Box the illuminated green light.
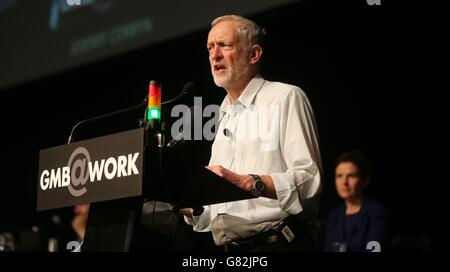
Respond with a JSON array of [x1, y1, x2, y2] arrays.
[[147, 107, 160, 120]]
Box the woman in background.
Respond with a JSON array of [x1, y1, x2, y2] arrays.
[[324, 150, 388, 252]]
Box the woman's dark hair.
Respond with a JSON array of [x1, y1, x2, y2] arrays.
[[335, 150, 370, 181]]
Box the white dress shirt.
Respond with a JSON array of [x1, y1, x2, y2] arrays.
[[186, 75, 322, 245]]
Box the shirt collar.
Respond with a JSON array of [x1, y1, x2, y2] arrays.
[[219, 74, 266, 114]]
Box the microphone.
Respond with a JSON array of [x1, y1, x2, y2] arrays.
[[162, 81, 196, 105], [145, 81, 197, 129], [67, 81, 197, 144], [167, 131, 184, 148], [223, 128, 232, 138]]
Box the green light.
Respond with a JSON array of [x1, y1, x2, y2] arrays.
[[147, 107, 160, 120]]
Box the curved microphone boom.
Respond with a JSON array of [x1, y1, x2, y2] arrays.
[[67, 81, 196, 144], [67, 97, 148, 144]]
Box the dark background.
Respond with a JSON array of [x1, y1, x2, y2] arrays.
[[0, 0, 446, 251], [0, 0, 296, 90]]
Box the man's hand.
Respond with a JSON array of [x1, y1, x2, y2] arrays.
[[206, 165, 277, 199], [178, 207, 204, 217], [178, 208, 194, 217], [206, 165, 254, 192]]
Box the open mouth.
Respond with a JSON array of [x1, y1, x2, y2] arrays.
[[214, 64, 226, 72]]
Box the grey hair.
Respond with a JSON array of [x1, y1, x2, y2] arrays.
[[211, 15, 266, 48]]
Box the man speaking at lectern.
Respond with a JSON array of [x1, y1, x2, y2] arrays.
[[182, 15, 322, 251]]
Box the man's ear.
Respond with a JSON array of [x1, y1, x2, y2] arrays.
[[249, 44, 263, 65]]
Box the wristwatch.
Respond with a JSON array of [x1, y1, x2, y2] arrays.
[[192, 206, 204, 216], [249, 174, 265, 197]]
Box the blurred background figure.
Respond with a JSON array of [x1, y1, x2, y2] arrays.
[[65, 203, 90, 252], [324, 150, 388, 252], [0, 232, 16, 251], [72, 204, 90, 241]]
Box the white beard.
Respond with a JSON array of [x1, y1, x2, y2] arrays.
[[211, 63, 250, 89]]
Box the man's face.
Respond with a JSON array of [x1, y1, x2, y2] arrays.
[[207, 21, 251, 90]]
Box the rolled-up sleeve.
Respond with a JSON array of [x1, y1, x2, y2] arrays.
[[270, 87, 322, 214]]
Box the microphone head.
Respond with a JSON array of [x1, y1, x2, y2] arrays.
[[223, 128, 232, 138], [161, 81, 197, 106], [182, 81, 196, 96]]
